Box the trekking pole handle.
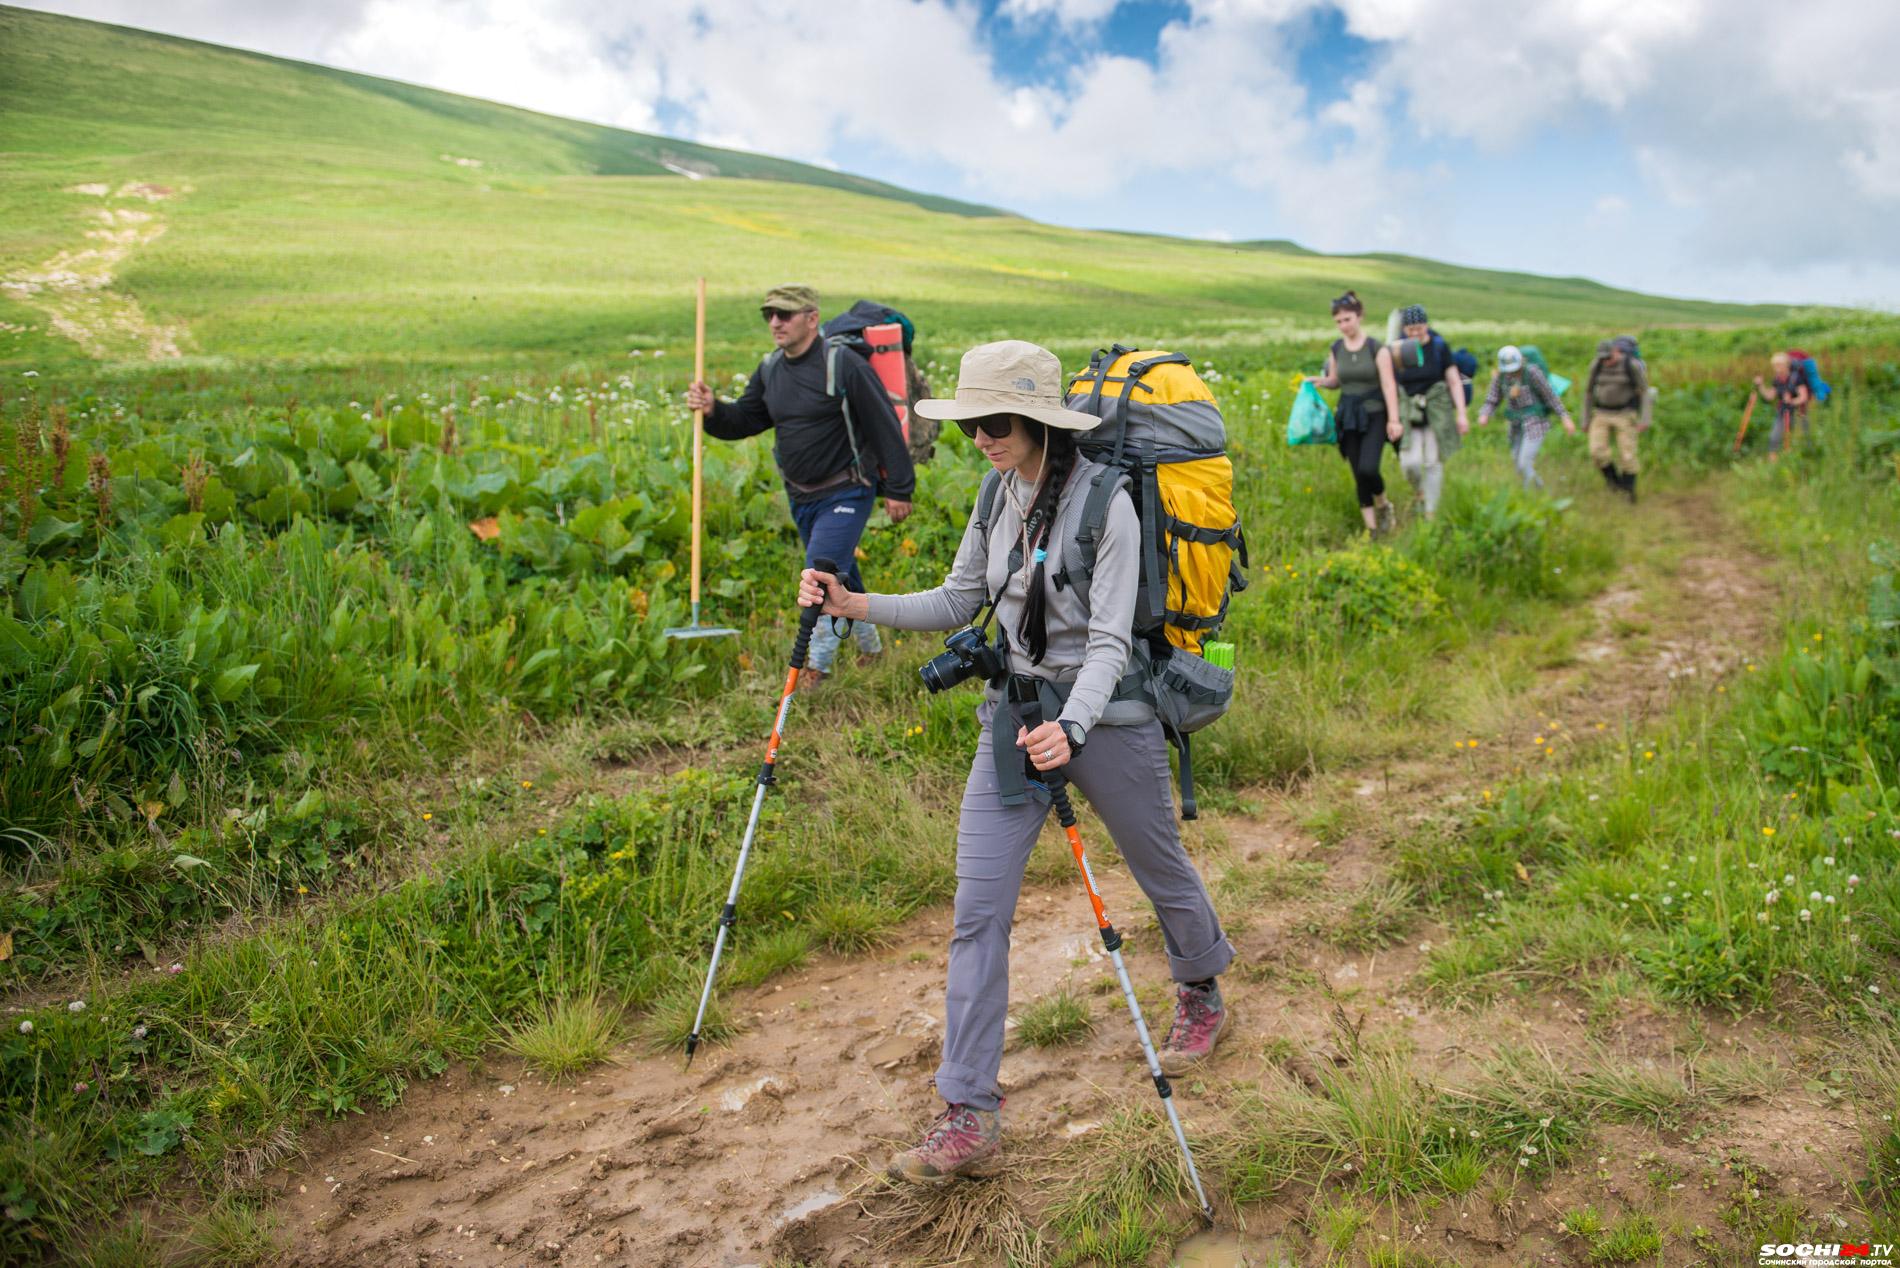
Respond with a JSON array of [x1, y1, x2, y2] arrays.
[[791, 556, 839, 670]]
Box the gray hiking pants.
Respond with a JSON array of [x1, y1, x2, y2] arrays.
[[934, 701, 1234, 1111], [1399, 422, 1445, 514]]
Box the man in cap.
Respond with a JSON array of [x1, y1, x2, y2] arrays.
[[1580, 335, 1651, 502], [687, 284, 916, 682]]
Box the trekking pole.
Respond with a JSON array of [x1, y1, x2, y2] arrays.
[[683, 556, 836, 1067], [1732, 391, 1756, 454], [1017, 694, 1215, 1226]]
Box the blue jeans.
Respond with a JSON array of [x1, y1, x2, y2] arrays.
[[789, 483, 883, 672]]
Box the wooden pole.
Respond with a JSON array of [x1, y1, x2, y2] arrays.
[[1732, 392, 1757, 453], [691, 277, 706, 623]]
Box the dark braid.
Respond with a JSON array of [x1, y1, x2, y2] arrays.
[[1015, 423, 1077, 665]]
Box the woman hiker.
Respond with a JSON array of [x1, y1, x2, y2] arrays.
[[1390, 304, 1469, 519], [1306, 290, 1402, 534], [1478, 345, 1574, 489], [1754, 352, 1813, 460], [797, 341, 1235, 1183]]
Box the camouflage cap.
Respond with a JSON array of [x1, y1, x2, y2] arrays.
[[761, 284, 818, 313]]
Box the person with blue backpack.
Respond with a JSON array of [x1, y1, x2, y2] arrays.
[[1478, 345, 1574, 489], [1390, 304, 1470, 521], [1754, 352, 1814, 459]]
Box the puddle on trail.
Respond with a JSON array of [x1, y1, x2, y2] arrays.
[[719, 1076, 774, 1112], [774, 1186, 843, 1226], [1170, 1229, 1293, 1267], [861, 1034, 916, 1066]]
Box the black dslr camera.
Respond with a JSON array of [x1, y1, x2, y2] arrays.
[[919, 626, 1008, 693]]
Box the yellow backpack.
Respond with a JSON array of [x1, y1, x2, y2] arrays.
[[1063, 347, 1247, 655]]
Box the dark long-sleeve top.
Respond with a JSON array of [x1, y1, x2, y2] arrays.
[[1393, 331, 1455, 396], [705, 341, 916, 501]]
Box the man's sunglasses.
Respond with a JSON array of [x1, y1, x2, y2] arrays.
[[956, 415, 1017, 440], [761, 308, 809, 323]]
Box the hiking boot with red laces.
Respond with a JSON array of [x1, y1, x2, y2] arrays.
[[889, 1103, 1002, 1184], [1158, 980, 1227, 1075]]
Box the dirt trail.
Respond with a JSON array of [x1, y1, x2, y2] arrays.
[[265, 490, 1841, 1266], [2, 181, 190, 360]]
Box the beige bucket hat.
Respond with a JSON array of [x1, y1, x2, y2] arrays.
[[914, 340, 1099, 431]]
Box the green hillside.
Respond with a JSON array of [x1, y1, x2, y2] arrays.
[[0, 5, 1785, 377]]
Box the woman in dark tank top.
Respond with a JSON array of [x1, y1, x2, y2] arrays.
[[1306, 290, 1402, 535]]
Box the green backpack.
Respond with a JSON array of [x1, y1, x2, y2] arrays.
[[1519, 346, 1571, 399]]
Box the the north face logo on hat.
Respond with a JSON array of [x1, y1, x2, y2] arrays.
[[1013, 377, 1036, 391]]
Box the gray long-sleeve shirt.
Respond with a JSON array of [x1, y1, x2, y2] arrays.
[[864, 456, 1139, 737]]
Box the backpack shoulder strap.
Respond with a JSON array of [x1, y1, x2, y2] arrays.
[[1053, 464, 1129, 611], [759, 348, 784, 390], [973, 469, 1003, 538], [824, 340, 869, 484]]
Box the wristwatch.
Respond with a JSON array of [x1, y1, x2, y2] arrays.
[[1060, 720, 1086, 750]]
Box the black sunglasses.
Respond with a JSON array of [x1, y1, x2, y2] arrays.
[[956, 415, 1017, 440], [761, 307, 808, 323]]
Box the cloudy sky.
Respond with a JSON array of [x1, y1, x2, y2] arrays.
[[22, 0, 1900, 306]]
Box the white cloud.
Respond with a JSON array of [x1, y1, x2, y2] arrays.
[[327, 0, 663, 133], [17, 0, 1900, 302], [999, 0, 1125, 26]]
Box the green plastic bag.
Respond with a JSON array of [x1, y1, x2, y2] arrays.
[[1286, 380, 1336, 446]]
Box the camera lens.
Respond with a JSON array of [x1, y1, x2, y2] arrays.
[[919, 650, 966, 694]]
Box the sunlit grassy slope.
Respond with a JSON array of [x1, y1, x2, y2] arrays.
[[0, 3, 1784, 375]]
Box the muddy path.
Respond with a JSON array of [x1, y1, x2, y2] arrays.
[[264, 490, 1844, 1266]]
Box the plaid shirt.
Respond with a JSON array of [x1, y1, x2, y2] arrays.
[[1482, 365, 1566, 423]]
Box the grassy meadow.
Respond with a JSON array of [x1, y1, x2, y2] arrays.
[[3, 5, 1900, 1263]]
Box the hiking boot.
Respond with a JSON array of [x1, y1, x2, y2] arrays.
[[796, 667, 829, 691], [889, 1103, 1002, 1184], [1599, 463, 1623, 492], [1374, 502, 1395, 536], [1158, 980, 1228, 1075], [1621, 473, 1638, 503]]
